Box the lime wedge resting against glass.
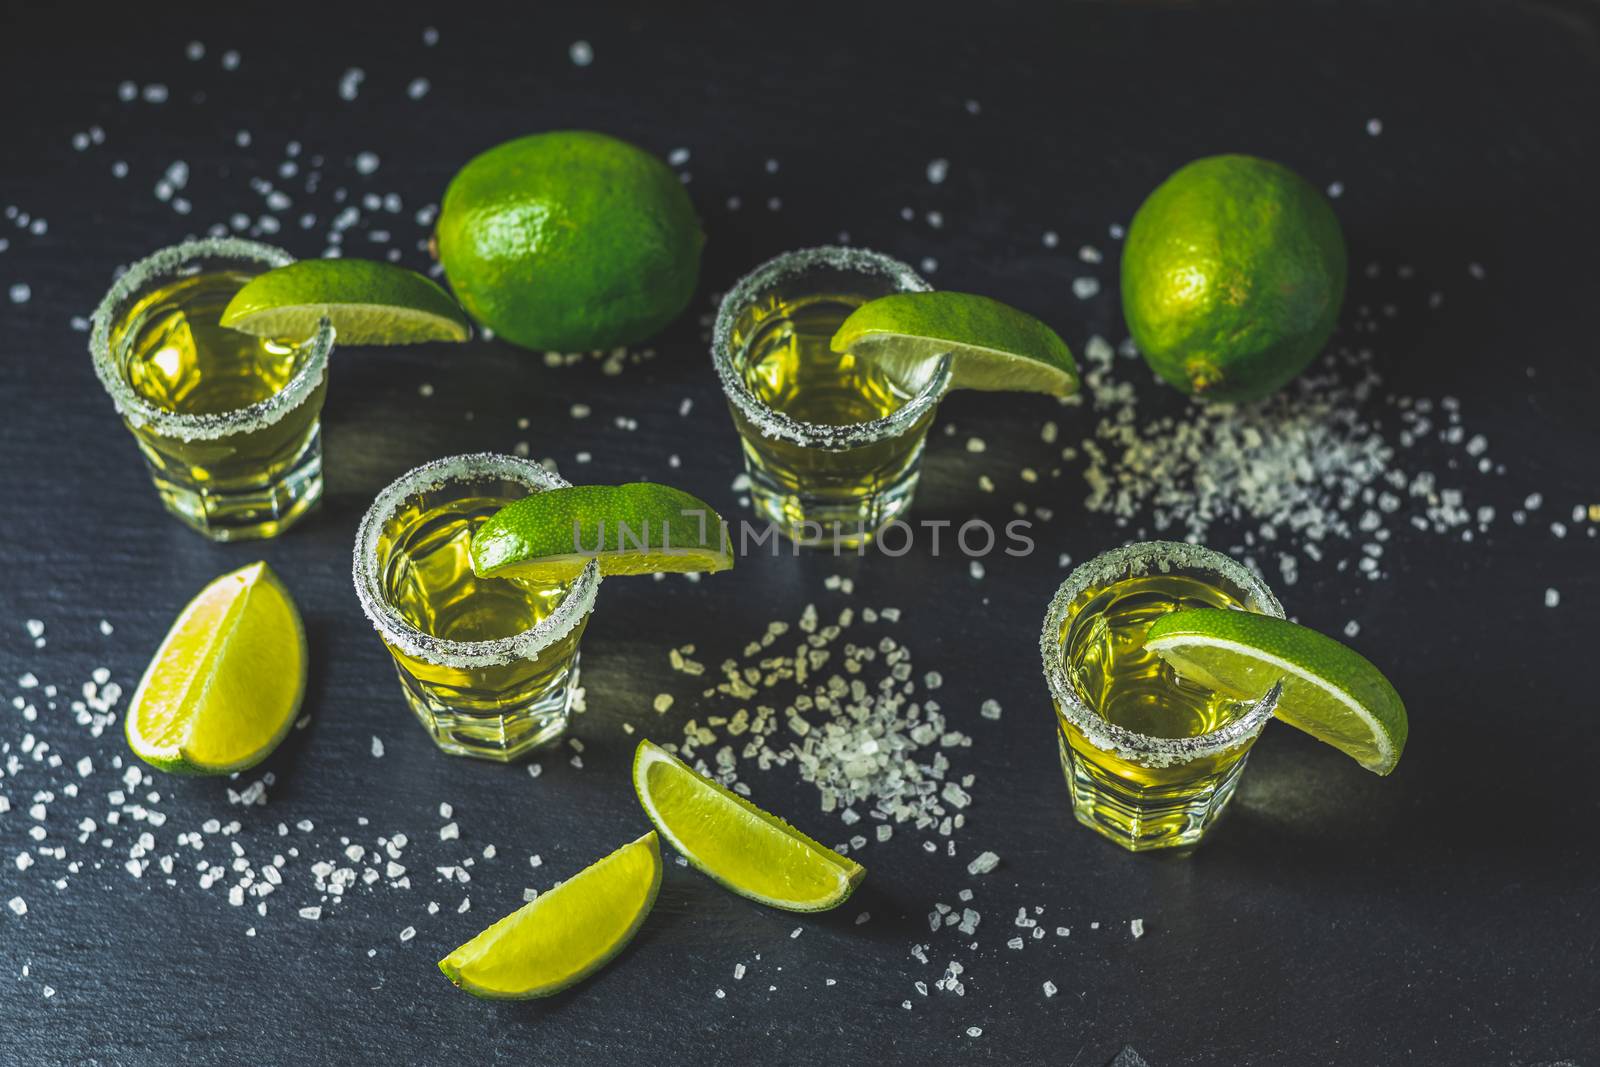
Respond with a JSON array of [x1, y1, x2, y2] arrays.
[[1144, 608, 1408, 775], [220, 258, 472, 344], [439, 832, 662, 1000], [633, 739, 864, 912], [471, 483, 734, 585], [125, 561, 306, 775], [831, 291, 1079, 398]]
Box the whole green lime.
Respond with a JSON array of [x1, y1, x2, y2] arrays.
[[437, 131, 703, 352], [1121, 154, 1346, 403]]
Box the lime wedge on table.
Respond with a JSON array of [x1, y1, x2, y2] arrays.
[[831, 291, 1079, 398], [220, 258, 472, 343], [471, 483, 734, 584], [125, 562, 305, 775], [633, 740, 864, 912], [1144, 609, 1408, 775], [439, 832, 662, 1000]]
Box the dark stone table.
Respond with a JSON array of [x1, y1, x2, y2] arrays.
[[2, 3, 1595, 1063]]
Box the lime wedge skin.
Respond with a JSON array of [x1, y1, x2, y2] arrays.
[[831, 291, 1079, 398], [471, 483, 734, 584], [220, 258, 472, 344], [125, 561, 306, 776], [633, 740, 864, 912], [1145, 608, 1407, 775], [439, 832, 662, 1000]]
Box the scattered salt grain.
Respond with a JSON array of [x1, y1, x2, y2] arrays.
[[966, 851, 1000, 876]]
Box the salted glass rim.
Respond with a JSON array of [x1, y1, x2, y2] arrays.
[[88, 237, 334, 443], [710, 245, 953, 448], [1040, 540, 1287, 768], [352, 453, 601, 670]]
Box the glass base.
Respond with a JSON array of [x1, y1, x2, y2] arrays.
[[144, 426, 324, 542], [744, 456, 924, 549], [1059, 731, 1250, 852], [397, 656, 578, 762]]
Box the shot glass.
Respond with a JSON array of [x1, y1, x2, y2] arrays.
[[712, 246, 952, 547], [89, 238, 334, 541], [1041, 541, 1286, 851], [353, 453, 601, 761]]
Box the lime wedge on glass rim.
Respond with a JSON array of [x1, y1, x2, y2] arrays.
[[1144, 609, 1408, 775], [831, 291, 1079, 398], [471, 483, 734, 585], [220, 258, 472, 344], [125, 561, 306, 776], [633, 740, 864, 912], [438, 832, 662, 1000]]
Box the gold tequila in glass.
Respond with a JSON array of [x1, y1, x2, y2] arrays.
[[90, 239, 334, 541], [354, 453, 600, 761], [1041, 541, 1285, 851], [712, 247, 951, 547]]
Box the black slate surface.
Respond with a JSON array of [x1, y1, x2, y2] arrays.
[[2, 3, 1598, 1064]]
